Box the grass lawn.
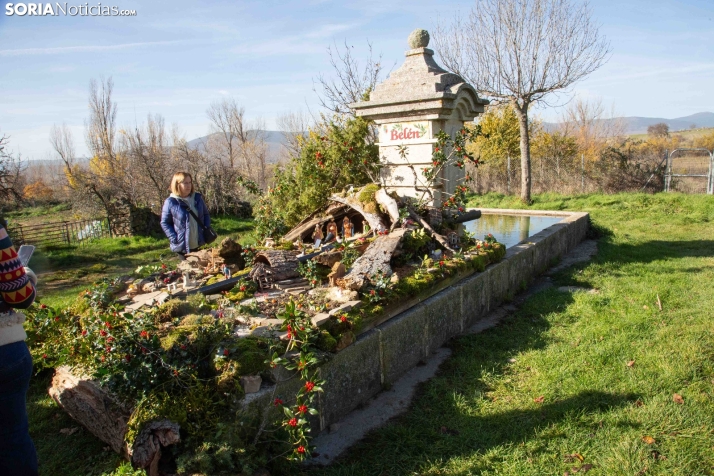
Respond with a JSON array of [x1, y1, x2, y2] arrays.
[[26, 193, 714, 475], [31, 215, 257, 310], [289, 192, 714, 476]]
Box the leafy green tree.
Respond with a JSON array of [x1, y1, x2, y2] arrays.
[[255, 115, 379, 238]]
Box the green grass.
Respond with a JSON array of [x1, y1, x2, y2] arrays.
[[32, 216, 256, 309], [27, 193, 714, 475], [286, 192, 714, 475]]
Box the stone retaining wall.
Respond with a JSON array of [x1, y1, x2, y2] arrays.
[[246, 209, 590, 432]]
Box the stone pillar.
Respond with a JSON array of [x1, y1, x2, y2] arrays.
[[351, 29, 488, 206]]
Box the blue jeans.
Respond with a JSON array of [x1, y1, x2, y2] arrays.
[[0, 341, 38, 476]]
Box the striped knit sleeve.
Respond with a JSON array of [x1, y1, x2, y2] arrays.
[[0, 226, 36, 309]]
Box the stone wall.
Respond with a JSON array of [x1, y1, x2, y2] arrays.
[[244, 209, 590, 432]]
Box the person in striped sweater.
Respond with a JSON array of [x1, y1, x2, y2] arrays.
[[0, 221, 38, 476]]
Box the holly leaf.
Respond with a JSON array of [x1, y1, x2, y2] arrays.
[[308, 408, 319, 415], [673, 393, 684, 404], [283, 406, 294, 418]]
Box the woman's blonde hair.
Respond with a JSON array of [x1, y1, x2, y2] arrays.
[[170, 172, 194, 195]]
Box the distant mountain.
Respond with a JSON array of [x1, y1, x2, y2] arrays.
[[187, 130, 291, 164], [543, 112, 714, 135]]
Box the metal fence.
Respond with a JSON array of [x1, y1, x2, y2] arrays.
[[469, 151, 669, 195], [665, 148, 714, 194], [8, 217, 113, 248]]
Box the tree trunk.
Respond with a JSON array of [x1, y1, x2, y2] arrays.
[[49, 366, 181, 475], [513, 102, 532, 204], [49, 366, 131, 456]]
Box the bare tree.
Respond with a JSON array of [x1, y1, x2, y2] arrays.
[[647, 123, 669, 138], [277, 110, 311, 160], [0, 134, 26, 206], [206, 98, 269, 190], [121, 114, 174, 210], [434, 0, 610, 202], [314, 41, 386, 116], [560, 96, 624, 157]]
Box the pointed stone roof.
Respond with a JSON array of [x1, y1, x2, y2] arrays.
[[351, 29, 488, 122]]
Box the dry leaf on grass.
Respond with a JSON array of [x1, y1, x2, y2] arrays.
[[534, 395, 545, 403], [642, 435, 656, 444], [635, 399, 644, 407], [673, 393, 684, 404], [627, 360, 636, 367], [571, 464, 594, 473], [564, 453, 585, 463]]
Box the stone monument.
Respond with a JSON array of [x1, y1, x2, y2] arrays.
[[351, 29, 488, 206]]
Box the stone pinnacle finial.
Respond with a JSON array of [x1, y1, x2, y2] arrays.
[[407, 29, 430, 49]]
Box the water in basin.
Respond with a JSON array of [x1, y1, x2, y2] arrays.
[[463, 214, 563, 249]]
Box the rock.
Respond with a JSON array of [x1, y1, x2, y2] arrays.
[[311, 313, 331, 327], [239, 375, 262, 394], [335, 331, 355, 351], [345, 300, 363, 310], [326, 286, 359, 303], [218, 237, 245, 269], [205, 294, 223, 302], [390, 273, 400, 284], [328, 302, 353, 316]]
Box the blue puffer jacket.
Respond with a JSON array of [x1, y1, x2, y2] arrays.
[[160, 193, 211, 253]]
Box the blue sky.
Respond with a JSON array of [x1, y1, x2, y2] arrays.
[[1, 0, 713, 160]]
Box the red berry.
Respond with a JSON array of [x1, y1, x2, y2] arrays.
[[297, 445, 306, 454], [223, 349, 230, 356], [288, 417, 298, 427], [40, 304, 47, 309]]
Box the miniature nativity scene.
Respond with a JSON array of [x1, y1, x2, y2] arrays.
[[36, 29, 507, 474]]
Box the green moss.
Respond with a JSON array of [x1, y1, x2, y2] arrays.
[[159, 327, 192, 351], [316, 330, 337, 352], [154, 299, 193, 323], [396, 272, 436, 296], [229, 338, 269, 376], [179, 314, 214, 327], [205, 275, 225, 286], [470, 252, 490, 271], [358, 184, 380, 203]]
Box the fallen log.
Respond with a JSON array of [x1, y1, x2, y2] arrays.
[[328, 194, 387, 233], [282, 203, 348, 243], [49, 366, 181, 475], [338, 229, 407, 290]]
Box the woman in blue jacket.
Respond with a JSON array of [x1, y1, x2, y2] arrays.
[[160, 172, 211, 259]]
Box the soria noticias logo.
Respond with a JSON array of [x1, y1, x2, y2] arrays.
[[5, 3, 137, 16]]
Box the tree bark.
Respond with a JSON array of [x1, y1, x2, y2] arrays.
[[513, 101, 532, 204], [252, 249, 301, 281], [338, 229, 407, 290], [49, 366, 181, 475]]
